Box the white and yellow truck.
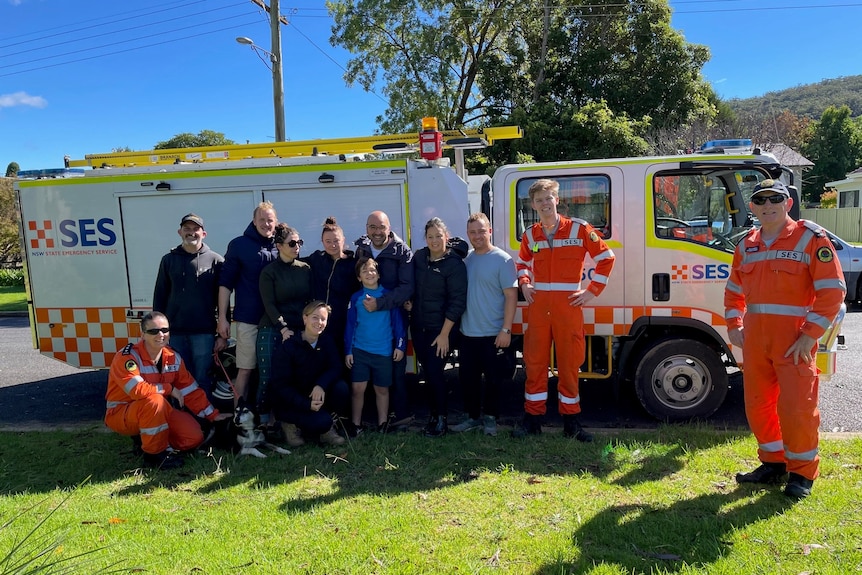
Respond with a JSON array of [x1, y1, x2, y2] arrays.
[[15, 127, 844, 420]]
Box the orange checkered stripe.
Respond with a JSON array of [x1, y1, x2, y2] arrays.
[[34, 307, 141, 369], [511, 305, 726, 337]]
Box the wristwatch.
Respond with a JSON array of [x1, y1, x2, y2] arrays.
[[500, 328, 511, 334]]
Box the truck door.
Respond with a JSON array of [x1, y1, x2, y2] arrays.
[[119, 190, 255, 309]]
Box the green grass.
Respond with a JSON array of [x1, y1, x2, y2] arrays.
[[1, 427, 860, 574], [0, 285, 26, 312]]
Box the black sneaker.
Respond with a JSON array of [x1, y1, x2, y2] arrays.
[[562, 415, 593, 443], [143, 450, 184, 470], [784, 473, 814, 499], [512, 414, 543, 438], [341, 420, 361, 439], [735, 462, 788, 485], [130, 435, 143, 456], [377, 422, 389, 434]]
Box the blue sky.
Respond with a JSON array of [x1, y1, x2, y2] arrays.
[[1, 0, 860, 171]]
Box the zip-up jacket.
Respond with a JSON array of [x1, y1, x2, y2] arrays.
[[354, 232, 414, 310], [515, 216, 615, 297], [152, 243, 223, 335], [219, 222, 278, 325], [270, 332, 343, 413], [344, 286, 407, 355], [105, 340, 219, 421], [725, 219, 846, 339], [411, 237, 468, 332], [301, 249, 360, 337]]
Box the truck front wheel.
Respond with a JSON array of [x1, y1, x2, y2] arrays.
[[634, 339, 728, 421]]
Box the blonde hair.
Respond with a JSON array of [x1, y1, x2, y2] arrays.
[[253, 200, 277, 219], [528, 179, 559, 202]]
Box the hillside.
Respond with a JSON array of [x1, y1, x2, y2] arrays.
[[726, 75, 862, 119]]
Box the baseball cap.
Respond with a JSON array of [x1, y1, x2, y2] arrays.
[[180, 213, 205, 228], [751, 179, 790, 198]]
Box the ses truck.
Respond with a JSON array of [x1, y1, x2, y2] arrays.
[[14, 125, 845, 421]]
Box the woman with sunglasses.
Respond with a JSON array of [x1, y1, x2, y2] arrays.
[[256, 223, 313, 424]]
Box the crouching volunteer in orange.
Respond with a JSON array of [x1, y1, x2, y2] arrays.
[[105, 312, 231, 470], [725, 179, 845, 499], [515, 178, 615, 441]]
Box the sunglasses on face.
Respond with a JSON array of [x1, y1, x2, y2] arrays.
[[144, 327, 170, 335], [751, 194, 786, 205], [282, 239, 304, 248]]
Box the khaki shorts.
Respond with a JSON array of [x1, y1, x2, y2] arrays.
[[235, 322, 259, 370]]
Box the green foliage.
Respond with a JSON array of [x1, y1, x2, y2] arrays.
[[0, 178, 21, 264], [328, 0, 710, 159], [0, 269, 24, 286], [154, 130, 235, 150], [727, 75, 862, 120], [5, 162, 19, 178], [803, 105, 862, 201], [821, 190, 838, 208]]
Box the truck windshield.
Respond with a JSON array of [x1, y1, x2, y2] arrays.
[[515, 174, 611, 239]]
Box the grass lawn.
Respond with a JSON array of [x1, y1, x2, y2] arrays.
[[0, 285, 26, 312], [1, 426, 860, 574]]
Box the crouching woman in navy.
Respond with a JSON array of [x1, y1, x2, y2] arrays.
[[269, 301, 348, 447]]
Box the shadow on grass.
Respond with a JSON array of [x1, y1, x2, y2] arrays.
[[532, 487, 794, 574]]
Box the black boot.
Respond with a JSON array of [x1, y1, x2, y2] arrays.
[[563, 415, 593, 442], [423, 415, 448, 437], [735, 462, 787, 485], [513, 413, 543, 438]]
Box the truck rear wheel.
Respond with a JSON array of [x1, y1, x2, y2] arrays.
[[634, 339, 728, 421]]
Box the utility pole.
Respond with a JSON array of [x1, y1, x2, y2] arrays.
[[250, 0, 286, 141]]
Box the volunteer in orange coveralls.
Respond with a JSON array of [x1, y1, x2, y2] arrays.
[[725, 179, 845, 499], [105, 311, 230, 469], [515, 178, 615, 441]]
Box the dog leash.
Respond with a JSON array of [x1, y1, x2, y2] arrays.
[[213, 352, 240, 401]]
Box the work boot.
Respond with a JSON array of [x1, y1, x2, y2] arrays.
[[482, 415, 498, 437], [562, 415, 593, 443], [143, 449, 184, 470], [423, 415, 448, 438], [784, 473, 814, 499], [735, 462, 788, 485], [280, 422, 306, 447], [512, 413, 543, 438], [320, 426, 346, 446], [130, 434, 143, 456]]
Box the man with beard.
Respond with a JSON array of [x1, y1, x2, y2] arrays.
[[153, 213, 225, 399]]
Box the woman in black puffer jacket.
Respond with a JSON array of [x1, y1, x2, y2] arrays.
[[407, 217, 468, 437]]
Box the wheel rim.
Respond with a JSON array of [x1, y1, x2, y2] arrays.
[[650, 354, 711, 410]]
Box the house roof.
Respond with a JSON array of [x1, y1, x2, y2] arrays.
[[762, 143, 814, 168]]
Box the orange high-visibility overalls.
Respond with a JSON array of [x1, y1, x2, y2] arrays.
[[105, 341, 220, 455], [516, 217, 615, 416], [725, 219, 845, 480]]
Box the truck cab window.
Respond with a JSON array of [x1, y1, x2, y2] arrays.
[[653, 171, 758, 253], [515, 175, 611, 239]]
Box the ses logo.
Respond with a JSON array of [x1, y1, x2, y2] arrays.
[[671, 263, 730, 283], [27, 218, 118, 256]]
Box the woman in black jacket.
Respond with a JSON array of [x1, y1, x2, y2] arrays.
[[270, 301, 348, 447], [408, 217, 468, 437]]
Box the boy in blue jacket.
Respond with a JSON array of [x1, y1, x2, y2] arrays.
[[344, 257, 406, 435]]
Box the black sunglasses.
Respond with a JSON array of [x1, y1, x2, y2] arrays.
[[283, 239, 304, 248], [144, 327, 170, 335], [751, 194, 786, 206]]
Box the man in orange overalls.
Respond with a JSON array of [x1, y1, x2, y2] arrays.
[[725, 179, 845, 499], [515, 178, 615, 441], [105, 311, 230, 469]]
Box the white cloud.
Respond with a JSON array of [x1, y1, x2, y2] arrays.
[[0, 91, 48, 108], [9, 0, 23, 5]]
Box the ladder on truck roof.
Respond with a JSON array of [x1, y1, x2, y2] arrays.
[[66, 125, 523, 169]]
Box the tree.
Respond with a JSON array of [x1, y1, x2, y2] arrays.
[[5, 162, 19, 177], [328, 0, 712, 159], [0, 177, 20, 263], [154, 130, 235, 150], [802, 105, 862, 201]]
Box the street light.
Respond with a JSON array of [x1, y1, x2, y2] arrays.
[[236, 34, 286, 142]]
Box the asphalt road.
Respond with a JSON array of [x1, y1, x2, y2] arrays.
[[1, 310, 860, 432]]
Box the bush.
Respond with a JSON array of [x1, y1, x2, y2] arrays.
[[0, 268, 24, 286]]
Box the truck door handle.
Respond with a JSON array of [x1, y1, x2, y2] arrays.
[[652, 273, 670, 301]]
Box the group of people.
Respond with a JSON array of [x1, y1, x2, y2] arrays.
[[102, 175, 842, 500]]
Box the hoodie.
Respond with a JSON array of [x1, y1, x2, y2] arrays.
[[219, 222, 278, 325], [152, 242, 223, 335]]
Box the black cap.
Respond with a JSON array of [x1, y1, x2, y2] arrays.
[[180, 213, 204, 229]]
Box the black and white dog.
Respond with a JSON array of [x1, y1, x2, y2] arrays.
[[232, 400, 291, 459]]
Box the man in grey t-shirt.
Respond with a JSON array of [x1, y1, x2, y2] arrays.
[[451, 213, 517, 436]]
